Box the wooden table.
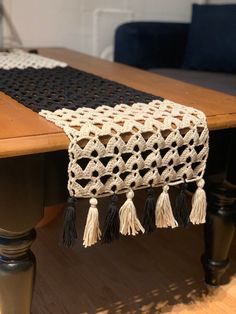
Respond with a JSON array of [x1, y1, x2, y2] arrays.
[[0, 48, 235, 313]]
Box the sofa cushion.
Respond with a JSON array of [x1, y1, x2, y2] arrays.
[[183, 4, 236, 73], [150, 68, 236, 96], [114, 22, 189, 69]]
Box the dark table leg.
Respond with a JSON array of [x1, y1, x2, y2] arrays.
[[202, 180, 236, 285], [203, 129, 236, 286], [0, 229, 36, 314], [0, 151, 68, 313], [0, 154, 45, 314]]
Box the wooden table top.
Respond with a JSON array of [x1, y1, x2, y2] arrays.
[[0, 47, 235, 158]]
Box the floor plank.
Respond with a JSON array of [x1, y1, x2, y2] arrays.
[[32, 191, 236, 314]]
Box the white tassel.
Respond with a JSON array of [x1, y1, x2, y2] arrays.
[[83, 198, 101, 248], [190, 178, 207, 224], [119, 190, 145, 236], [155, 185, 178, 228]]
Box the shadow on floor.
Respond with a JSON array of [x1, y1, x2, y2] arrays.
[[32, 193, 236, 314]]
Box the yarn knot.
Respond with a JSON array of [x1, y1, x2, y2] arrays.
[[89, 197, 98, 207], [147, 188, 154, 198], [197, 179, 205, 189], [163, 185, 169, 193], [127, 190, 134, 200], [111, 194, 118, 204]]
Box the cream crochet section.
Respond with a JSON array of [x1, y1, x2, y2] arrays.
[[40, 99, 209, 198], [0, 49, 67, 69]]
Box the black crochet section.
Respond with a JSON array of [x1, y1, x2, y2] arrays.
[[0, 66, 163, 112]]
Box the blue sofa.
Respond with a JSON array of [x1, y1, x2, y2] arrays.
[[114, 21, 236, 96]]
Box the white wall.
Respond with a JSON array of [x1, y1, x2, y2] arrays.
[[0, 0, 3, 47], [2, 0, 235, 59], [209, 0, 236, 3]]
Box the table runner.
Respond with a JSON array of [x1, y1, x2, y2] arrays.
[[0, 50, 209, 248]]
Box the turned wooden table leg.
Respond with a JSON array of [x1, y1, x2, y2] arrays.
[[0, 151, 68, 313], [0, 229, 36, 314], [202, 129, 236, 285], [0, 154, 45, 314], [202, 189, 236, 285]]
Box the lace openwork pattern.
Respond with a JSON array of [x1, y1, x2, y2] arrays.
[[0, 51, 210, 247], [0, 49, 67, 69], [0, 65, 159, 113], [40, 99, 209, 198]]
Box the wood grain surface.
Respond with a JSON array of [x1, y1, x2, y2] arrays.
[[0, 47, 235, 158]]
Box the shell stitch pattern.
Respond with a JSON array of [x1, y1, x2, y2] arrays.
[[40, 100, 209, 198]]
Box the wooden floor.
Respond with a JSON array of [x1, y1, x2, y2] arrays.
[[32, 191, 236, 314]]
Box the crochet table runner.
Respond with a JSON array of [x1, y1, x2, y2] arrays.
[[0, 50, 209, 248]]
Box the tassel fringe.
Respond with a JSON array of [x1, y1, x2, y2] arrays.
[[174, 182, 190, 227], [119, 190, 145, 236], [190, 179, 207, 224], [155, 185, 178, 228], [62, 197, 77, 248], [142, 188, 156, 233], [83, 198, 101, 247], [101, 194, 120, 243], [62, 179, 206, 248]]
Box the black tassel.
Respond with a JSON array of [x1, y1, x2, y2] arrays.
[[101, 194, 120, 244], [142, 187, 156, 233], [174, 182, 190, 227], [62, 197, 77, 248]]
